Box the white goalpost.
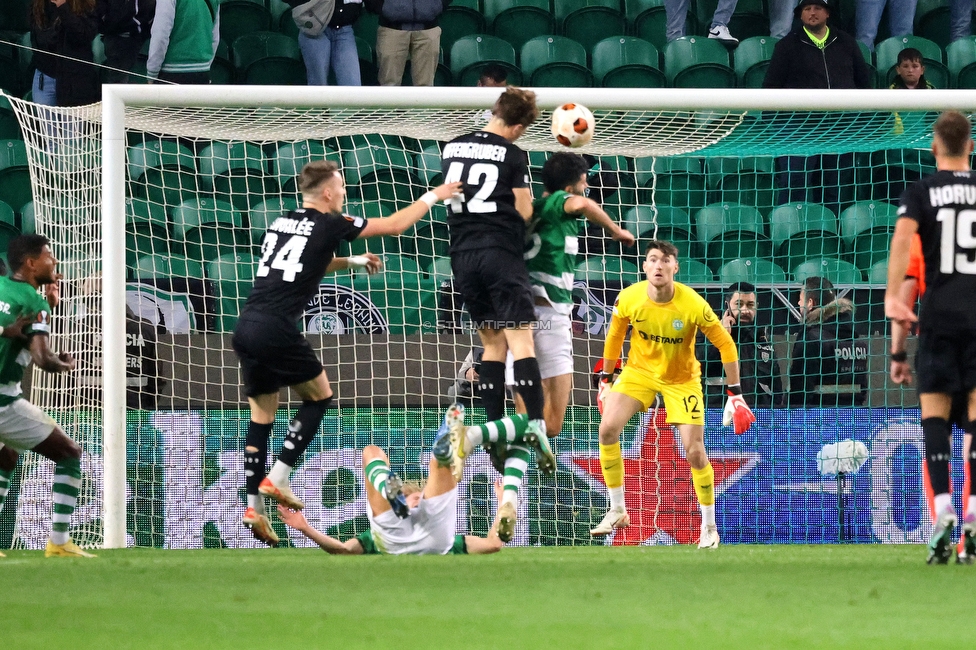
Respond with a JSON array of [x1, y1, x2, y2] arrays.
[[4, 86, 975, 550]]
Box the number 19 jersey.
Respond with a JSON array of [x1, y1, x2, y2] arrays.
[[242, 207, 366, 321], [441, 131, 530, 257]]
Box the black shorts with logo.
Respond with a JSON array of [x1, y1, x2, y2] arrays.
[[916, 327, 976, 396], [232, 311, 323, 397], [450, 248, 536, 327]]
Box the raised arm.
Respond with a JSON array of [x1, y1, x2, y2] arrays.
[[564, 195, 635, 246], [277, 505, 364, 555], [325, 253, 382, 275], [358, 182, 462, 238]]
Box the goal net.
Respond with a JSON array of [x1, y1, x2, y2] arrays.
[[1, 87, 971, 550]]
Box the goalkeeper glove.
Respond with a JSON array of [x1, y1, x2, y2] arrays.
[[592, 359, 622, 415], [722, 385, 755, 435]]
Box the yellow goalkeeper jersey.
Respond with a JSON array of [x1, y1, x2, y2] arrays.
[[605, 281, 738, 384]]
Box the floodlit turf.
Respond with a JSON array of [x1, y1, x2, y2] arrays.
[[1, 545, 971, 649]]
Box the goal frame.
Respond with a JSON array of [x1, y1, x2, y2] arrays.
[[100, 85, 976, 548]]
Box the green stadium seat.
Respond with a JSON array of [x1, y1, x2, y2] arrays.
[[624, 205, 699, 259], [635, 157, 708, 214], [207, 252, 256, 332], [702, 0, 768, 40], [0, 100, 22, 138], [211, 41, 235, 84], [127, 232, 169, 276], [948, 37, 976, 88], [400, 55, 453, 86], [664, 37, 734, 88], [126, 140, 199, 208], [416, 145, 444, 186], [199, 142, 277, 211], [171, 198, 243, 261], [626, 0, 684, 51], [274, 140, 342, 195], [555, 0, 628, 53], [856, 40, 881, 88], [591, 37, 665, 88], [343, 143, 419, 210], [695, 202, 772, 270], [734, 36, 779, 89], [220, 0, 273, 50], [718, 258, 787, 285], [19, 200, 33, 234], [0, 139, 31, 216], [485, 0, 556, 52], [232, 32, 306, 85], [134, 254, 205, 280], [450, 35, 521, 86], [426, 257, 454, 284], [353, 11, 380, 49], [440, 0, 487, 63], [769, 202, 842, 270], [914, 0, 952, 49], [867, 259, 888, 284], [848, 231, 893, 272], [0, 199, 15, 229], [521, 35, 594, 87], [575, 257, 642, 285], [248, 196, 300, 245], [792, 257, 863, 284], [876, 35, 948, 87], [413, 222, 451, 271], [710, 157, 777, 215], [126, 197, 169, 238], [356, 36, 379, 86], [839, 200, 899, 243], [677, 259, 714, 284]]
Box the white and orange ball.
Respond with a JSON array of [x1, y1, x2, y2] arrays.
[[551, 103, 595, 148]]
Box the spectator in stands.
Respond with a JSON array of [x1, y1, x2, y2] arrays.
[[789, 277, 868, 406], [666, 0, 740, 45], [855, 0, 916, 52], [30, 0, 100, 107], [951, 0, 973, 44], [769, 0, 798, 38], [889, 48, 935, 89], [291, 0, 363, 86], [96, 0, 155, 84], [146, 0, 219, 84], [701, 282, 784, 408], [366, 0, 447, 86], [763, 0, 871, 218], [477, 64, 508, 87], [448, 346, 483, 405]]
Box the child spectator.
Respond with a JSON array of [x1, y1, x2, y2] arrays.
[[889, 48, 934, 89]]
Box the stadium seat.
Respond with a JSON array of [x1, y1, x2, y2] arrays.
[[575, 257, 642, 285], [199, 142, 277, 211], [353, 11, 380, 50], [413, 222, 451, 271], [19, 200, 33, 234], [343, 143, 419, 209], [591, 37, 665, 88], [248, 196, 300, 245], [0, 199, 15, 230], [696, 0, 768, 40], [219, 0, 273, 50], [626, 0, 685, 51], [695, 202, 772, 270], [356, 36, 379, 86], [126, 197, 169, 239], [710, 157, 776, 215], [555, 0, 628, 53], [207, 252, 256, 332], [171, 197, 244, 261], [485, 0, 556, 52], [232, 32, 306, 85], [792, 257, 863, 284], [876, 36, 948, 87], [768, 203, 842, 271], [734, 36, 779, 89], [0, 139, 31, 217], [450, 35, 521, 86], [663, 37, 734, 88], [520, 36, 594, 87], [848, 231, 893, 272], [211, 41, 235, 84], [870, 148, 936, 202], [134, 254, 205, 280], [440, 0, 487, 62], [274, 140, 342, 195], [914, 0, 952, 49], [126, 139, 200, 208], [839, 200, 899, 243], [677, 258, 714, 284], [718, 258, 787, 285], [426, 257, 454, 284], [867, 259, 888, 284], [947, 37, 976, 88], [635, 157, 708, 214], [401, 55, 453, 86], [416, 145, 444, 186], [624, 205, 699, 259]]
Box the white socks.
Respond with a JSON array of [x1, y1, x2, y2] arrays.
[[608, 486, 626, 511]]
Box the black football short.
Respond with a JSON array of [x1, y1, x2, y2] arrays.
[[232, 312, 323, 397], [916, 327, 976, 396], [450, 248, 536, 327]]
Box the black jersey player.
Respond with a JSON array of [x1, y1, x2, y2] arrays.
[[886, 110, 976, 564], [233, 159, 460, 545]]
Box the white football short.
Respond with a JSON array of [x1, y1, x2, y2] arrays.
[[505, 302, 574, 384], [0, 398, 58, 452], [367, 487, 458, 555]]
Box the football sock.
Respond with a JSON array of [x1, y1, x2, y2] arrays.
[[501, 444, 531, 508], [478, 361, 506, 421], [691, 463, 715, 507], [0, 467, 11, 515], [599, 442, 625, 510], [245, 421, 272, 515], [701, 504, 716, 527], [50, 456, 81, 546], [467, 414, 532, 448], [922, 417, 952, 496], [934, 493, 953, 517], [512, 358, 545, 421], [365, 458, 392, 499], [276, 396, 333, 470]]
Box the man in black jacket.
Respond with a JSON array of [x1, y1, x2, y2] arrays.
[[701, 282, 784, 408], [96, 0, 155, 84], [366, 0, 449, 86], [763, 0, 872, 218], [789, 277, 868, 406]]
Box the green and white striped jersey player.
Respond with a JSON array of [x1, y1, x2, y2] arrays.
[[0, 235, 92, 558], [506, 153, 634, 437]]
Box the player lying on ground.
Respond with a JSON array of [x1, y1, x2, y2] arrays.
[[278, 406, 504, 555], [885, 109, 976, 564], [234, 159, 461, 545], [0, 235, 91, 558], [591, 240, 755, 548]]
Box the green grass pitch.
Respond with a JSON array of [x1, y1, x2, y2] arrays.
[[1, 545, 970, 649]]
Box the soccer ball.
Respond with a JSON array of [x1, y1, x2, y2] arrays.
[[551, 103, 595, 148]]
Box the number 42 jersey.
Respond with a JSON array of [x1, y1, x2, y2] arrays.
[[899, 170, 976, 331], [242, 207, 366, 321]]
